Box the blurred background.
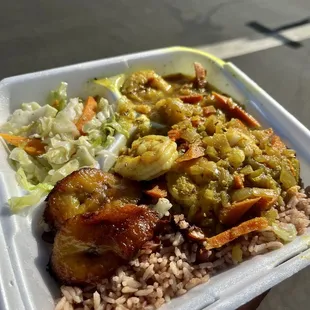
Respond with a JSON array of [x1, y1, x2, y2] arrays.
[[1, 0, 310, 309]]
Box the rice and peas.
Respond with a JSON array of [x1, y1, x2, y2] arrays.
[[1, 63, 309, 310], [55, 190, 310, 310]]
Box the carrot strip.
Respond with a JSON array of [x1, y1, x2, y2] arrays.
[[202, 105, 216, 116], [0, 133, 46, 156], [52, 99, 60, 109], [228, 118, 248, 130], [179, 94, 203, 104], [145, 185, 167, 199], [254, 196, 278, 211], [219, 197, 261, 226], [168, 129, 181, 142], [233, 174, 244, 189], [75, 96, 98, 134], [270, 134, 286, 152], [176, 142, 205, 163], [191, 116, 202, 127], [212, 92, 261, 128], [204, 217, 268, 250]]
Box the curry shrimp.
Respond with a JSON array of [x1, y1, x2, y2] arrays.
[[121, 70, 171, 103], [114, 135, 178, 181], [44, 168, 141, 230]]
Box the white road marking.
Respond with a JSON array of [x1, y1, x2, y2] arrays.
[[195, 23, 310, 59]]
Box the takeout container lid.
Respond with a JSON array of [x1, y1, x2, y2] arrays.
[[1, 46, 310, 310]]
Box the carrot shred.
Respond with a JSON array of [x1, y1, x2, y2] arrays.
[[75, 96, 98, 134], [229, 118, 248, 130], [179, 94, 203, 104], [204, 217, 268, 249], [219, 197, 261, 226], [212, 92, 261, 128], [176, 142, 205, 163], [0, 133, 46, 156], [168, 129, 181, 142], [233, 174, 244, 189], [145, 185, 167, 199], [202, 105, 216, 116], [52, 99, 60, 109], [254, 196, 278, 211], [191, 116, 202, 127], [270, 134, 286, 152]]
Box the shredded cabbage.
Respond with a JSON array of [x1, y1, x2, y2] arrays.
[[9, 148, 48, 183], [42, 138, 76, 165], [98, 98, 113, 120], [272, 222, 297, 242], [52, 110, 80, 138], [48, 82, 68, 111], [45, 159, 80, 184], [9, 168, 53, 213], [0, 81, 129, 213], [73, 146, 97, 167], [36, 116, 54, 138], [9, 188, 50, 213], [104, 116, 129, 139], [0, 104, 58, 136]]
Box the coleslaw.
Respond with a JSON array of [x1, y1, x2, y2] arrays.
[[0, 82, 128, 212]]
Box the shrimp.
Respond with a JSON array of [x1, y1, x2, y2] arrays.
[[156, 98, 202, 126], [156, 98, 190, 125], [114, 135, 178, 181], [51, 204, 159, 285], [44, 168, 141, 230], [121, 70, 171, 103]]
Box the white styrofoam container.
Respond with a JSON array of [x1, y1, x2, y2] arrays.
[[1, 46, 310, 310]]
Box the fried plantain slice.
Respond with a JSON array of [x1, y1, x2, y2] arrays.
[[51, 204, 159, 286], [44, 168, 141, 230]]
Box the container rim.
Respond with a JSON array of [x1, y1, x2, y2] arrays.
[[0, 46, 226, 85]]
